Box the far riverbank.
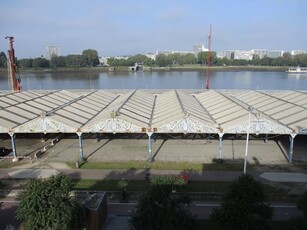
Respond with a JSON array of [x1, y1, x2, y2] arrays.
[[0, 65, 288, 75]]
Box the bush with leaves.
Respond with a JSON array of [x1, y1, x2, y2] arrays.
[[16, 173, 84, 230], [297, 191, 307, 220], [210, 174, 273, 230], [150, 175, 187, 191], [130, 176, 197, 230]]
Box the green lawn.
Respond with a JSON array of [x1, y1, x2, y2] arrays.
[[68, 160, 247, 171]]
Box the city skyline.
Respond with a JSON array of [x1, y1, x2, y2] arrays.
[[1, 0, 306, 59]]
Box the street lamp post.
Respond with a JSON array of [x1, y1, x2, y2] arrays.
[[243, 106, 253, 175]]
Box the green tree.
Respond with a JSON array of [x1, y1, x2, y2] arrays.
[[32, 57, 49, 68], [197, 51, 217, 65], [65, 54, 86, 68], [18, 58, 33, 68], [16, 173, 84, 230], [130, 175, 196, 230], [82, 49, 99, 67], [155, 54, 172, 67], [179, 53, 197, 65], [0, 51, 7, 68], [210, 174, 273, 230], [50, 55, 66, 68]]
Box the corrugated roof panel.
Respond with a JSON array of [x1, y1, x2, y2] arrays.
[[50, 115, 82, 129], [74, 100, 102, 111], [119, 110, 149, 125], [70, 104, 99, 115], [5, 107, 37, 119], [214, 107, 244, 120], [16, 103, 42, 114], [0, 110, 28, 125], [291, 120, 307, 131], [34, 98, 59, 108], [0, 101, 10, 108], [254, 98, 278, 107], [54, 110, 87, 124], [272, 107, 303, 120], [280, 110, 307, 125], [5, 94, 26, 103], [210, 103, 237, 114], [217, 110, 247, 124], [25, 101, 53, 112], [63, 107, 95, 119], [45, 93, 74, 104], [0, 97, 16, 105], [0, 119, 16, 128], [259, 101, 287, 112]]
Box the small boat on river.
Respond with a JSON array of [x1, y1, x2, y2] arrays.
[[286, 66, 307, 74]]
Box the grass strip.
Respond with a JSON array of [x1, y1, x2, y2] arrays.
[[68, 161, 246, 171]]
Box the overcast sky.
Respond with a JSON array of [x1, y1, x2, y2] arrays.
[[1, 0, 306, 58]]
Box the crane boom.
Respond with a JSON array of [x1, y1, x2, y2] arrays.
[[5, 36, 22, 92]]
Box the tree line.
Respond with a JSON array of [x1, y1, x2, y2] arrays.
[[14, 173, 307, 230], [0, 49, 100, 69], [0, 49, 307, 69]]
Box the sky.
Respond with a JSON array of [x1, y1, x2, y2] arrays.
[[1, 0, 307, 58]]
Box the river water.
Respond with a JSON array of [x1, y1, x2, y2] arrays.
[[1, 70, 307, 91]]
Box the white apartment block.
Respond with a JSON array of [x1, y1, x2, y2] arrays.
[[146, 52, 156, 60], [252, 49, 268, 59], [156, 50, 194, 56], [46, 45, 61, 60], [234, 50, 253, 60], [193, 44, 209, 55], [267, 50, 284, 58], [291, 50, 305, 56]]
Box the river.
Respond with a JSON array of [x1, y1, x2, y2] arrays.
[[1, 70, 307, 91]]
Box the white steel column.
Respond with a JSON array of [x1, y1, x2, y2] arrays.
[[76, 130, 84, 162], [243, 106, 253, 175], [218, 132, 224, 162], [9, 130, 18, 162], [147, 131, 153, 162], [288, 133, 297, 163]]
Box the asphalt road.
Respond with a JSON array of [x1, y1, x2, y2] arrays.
[[107, 202, 303, 221], [1, 199, 303, 229]]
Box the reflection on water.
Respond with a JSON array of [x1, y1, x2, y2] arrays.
[[1, 71, 307, 90]]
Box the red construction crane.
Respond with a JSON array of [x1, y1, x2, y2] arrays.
[[5, 36, 22, 92], [205, 25, 212, 90]]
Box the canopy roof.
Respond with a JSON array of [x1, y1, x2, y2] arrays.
[[0, 89, 306, 135]]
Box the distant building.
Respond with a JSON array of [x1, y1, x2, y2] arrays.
[[156, 50, 194, 56], [46, 45, 60, 60], [267, 50, 284, 58], [99, 57, 109, 66], [224, 50, 236, 59], [252, 49, 268, 59], [156, 50, 173, 55], [193, 44, 208, 55], [114, 55, 131, 60], [234, 50, 253, 60], [146, 52, 156, 60], [291, 50, 305, 56]]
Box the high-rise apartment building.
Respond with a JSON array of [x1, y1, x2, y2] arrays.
[[46, 45, 61, 60], [193, 44, 208, 55], [267, 50, 284, 58], [252, 49, 268, 59]]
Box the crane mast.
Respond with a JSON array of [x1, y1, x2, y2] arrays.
[[205, 25, 212, 90], [5, 36, 22, 92]]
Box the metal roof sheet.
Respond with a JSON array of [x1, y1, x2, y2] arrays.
[[0, 89, 306, 134]]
